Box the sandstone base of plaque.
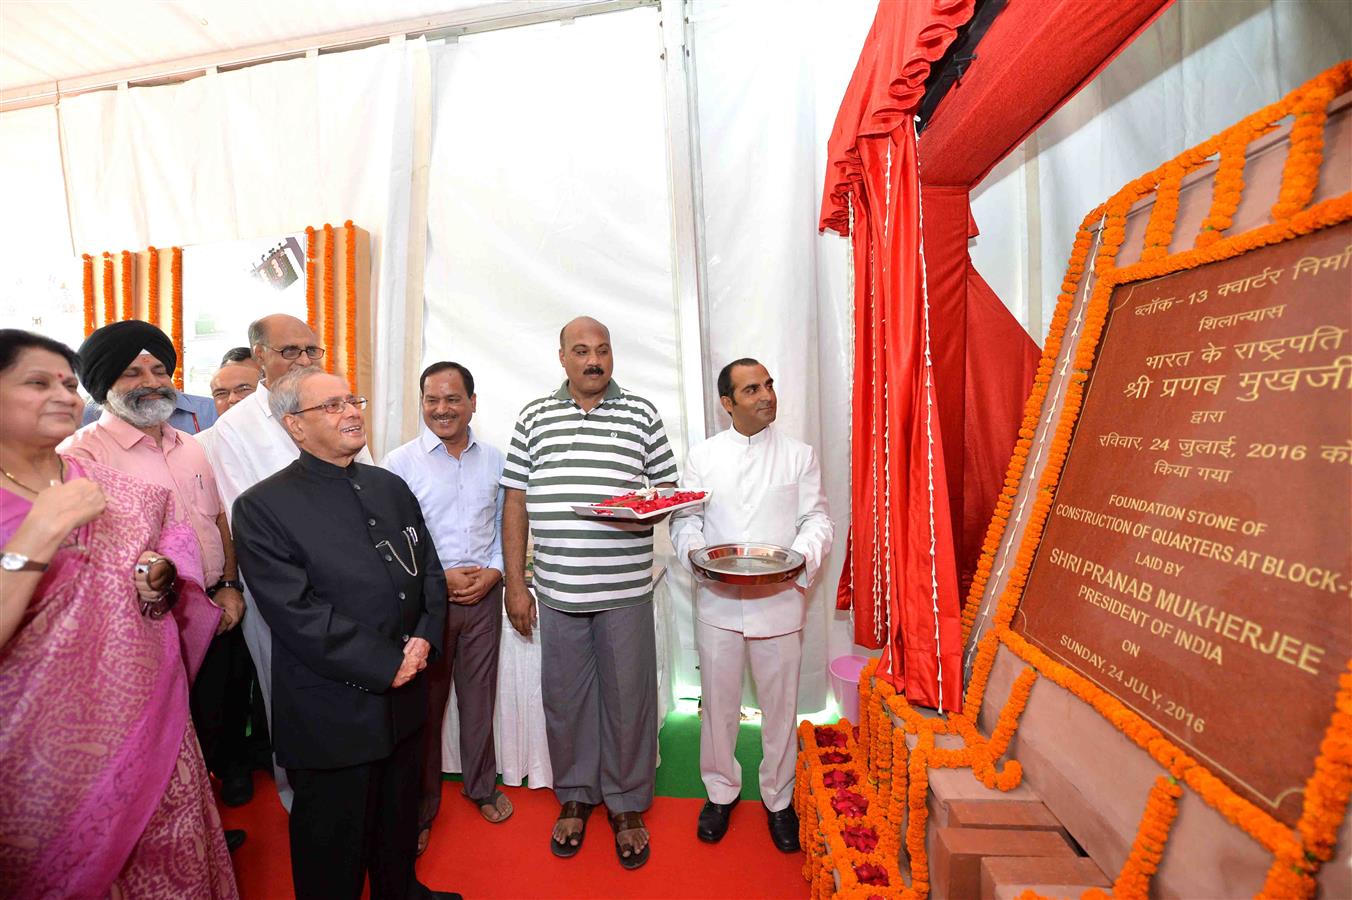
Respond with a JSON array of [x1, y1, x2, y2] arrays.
[[932, 828, 1077, 899], [980, 857, 1111, 900]]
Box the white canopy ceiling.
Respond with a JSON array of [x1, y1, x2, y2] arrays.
[[0, 0, 613, 98]]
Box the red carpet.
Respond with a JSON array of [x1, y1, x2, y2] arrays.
[[221, 774, 808, 899]]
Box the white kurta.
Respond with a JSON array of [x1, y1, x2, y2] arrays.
[[670, 423, 833, 809], [197, 384, 371, 810], [670, 424, 833, 638]]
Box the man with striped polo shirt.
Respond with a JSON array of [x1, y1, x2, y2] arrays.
[[501, 316, 677, 870]]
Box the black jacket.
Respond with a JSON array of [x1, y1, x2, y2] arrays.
[[233, 451, 446, 770]]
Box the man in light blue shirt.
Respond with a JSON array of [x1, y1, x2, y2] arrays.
[[382, 361, 512, 855]]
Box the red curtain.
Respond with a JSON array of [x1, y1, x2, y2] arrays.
[[824, 0, 1171, 712]]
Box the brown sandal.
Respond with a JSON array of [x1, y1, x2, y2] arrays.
[[550, 801, 593, 858], [474, 788, 514, 824], [610, 810, 650, 870]]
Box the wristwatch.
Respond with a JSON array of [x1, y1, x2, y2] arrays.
[[1, 552, 47, 572], [207, 578, 244, 598]]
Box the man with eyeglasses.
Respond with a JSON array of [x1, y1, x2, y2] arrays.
[[383, 362, 512, 857], [232, 366, 458, 900], [199, 313, 371, 811], [210, 348, 262, 416]]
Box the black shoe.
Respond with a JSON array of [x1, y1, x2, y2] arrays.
[[220, 771, 254, 807], [224, 829, 246, 853], [696, 797, 739, 843], [766, 806, 800, 852]]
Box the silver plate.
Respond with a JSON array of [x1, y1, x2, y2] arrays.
[[690, 542, 805, 586]]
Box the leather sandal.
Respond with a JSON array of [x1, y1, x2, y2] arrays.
[[474, 788, 514, 824], [610, 810, 650, 870], [550, 801, 593, 858]]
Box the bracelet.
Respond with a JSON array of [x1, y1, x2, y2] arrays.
[[140, 584, 179, 620]]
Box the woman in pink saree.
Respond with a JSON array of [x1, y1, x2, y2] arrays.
[[0, 329, 238, 899]]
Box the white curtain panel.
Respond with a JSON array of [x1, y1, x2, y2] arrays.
[[688, 0, 879, 713], [421, 8, 681, 776], [421, 8, 680, 464], [55, 40, 425, 455], [0, 105, 83, 348], [970, 0, 1352, 343]]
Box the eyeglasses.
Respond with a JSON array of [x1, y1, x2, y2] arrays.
[[266, 344, 326, 360], [211, 384, 257, 401], [293, 396, 367, 416]]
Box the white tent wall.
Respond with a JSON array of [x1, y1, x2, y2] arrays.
[[0, 104, 81, 348], [26, 40, 426, 455], [686, 0, 879, 714], [969, 0, 1352, 344]]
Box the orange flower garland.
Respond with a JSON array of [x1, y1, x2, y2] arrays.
[[806, 62, 1352, 900], [304, 226, 318, 334], [344, 220, 357, 393], [170, 247, 183, 390], [101, 253, 114, 326], [81, 255, 95, 337], [322, 223, 335, 374], [147, 247, 160, 327], [120, 250, 133, 321]]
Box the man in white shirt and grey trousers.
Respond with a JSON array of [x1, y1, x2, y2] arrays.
[[670, 357, 833, 852]]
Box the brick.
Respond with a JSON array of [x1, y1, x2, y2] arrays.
[[994, 885, 1109, 900], [947, 799, 1067, 838], [932, 827, 1077, 900], [981, 856, 1110, 900]]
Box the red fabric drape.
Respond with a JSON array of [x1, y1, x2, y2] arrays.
[[919, 0, 1173, 187], [824, 0, 1169, 711], [827, 0, 975, 712]]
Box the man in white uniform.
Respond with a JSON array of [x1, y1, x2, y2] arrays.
[[670, 358, 833, 852], [199, 313, 371, 809]]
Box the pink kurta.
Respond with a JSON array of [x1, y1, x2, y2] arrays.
[[0, 458, 237, 900], [59, 411, 226, 585]]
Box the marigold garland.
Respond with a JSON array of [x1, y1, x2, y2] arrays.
[[806, 62, 1352, 900], [147, 246, 160, 327], [322, 223, 335, 374], [344, 220, 357, 393], [170, 247, 184, 390], [101, 253, 114, 326], [119, 250, 133, 321], [81, 255, 95, 337], [304, 226, 318, 333]]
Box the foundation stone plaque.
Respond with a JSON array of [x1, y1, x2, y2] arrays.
[[1016, 219, 1352, 826]]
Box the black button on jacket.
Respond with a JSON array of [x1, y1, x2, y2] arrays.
[[233, 451, 447, 770]]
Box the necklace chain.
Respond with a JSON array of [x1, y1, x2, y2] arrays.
[[0, 458, 64, 494]]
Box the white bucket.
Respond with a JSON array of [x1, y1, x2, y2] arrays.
[[828, 654, 871, 724]]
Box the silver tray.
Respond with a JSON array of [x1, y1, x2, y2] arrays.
[[690, 542, 804, 586]]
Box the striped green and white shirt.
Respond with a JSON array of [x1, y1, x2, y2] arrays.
[[501, 380, 678, 612]]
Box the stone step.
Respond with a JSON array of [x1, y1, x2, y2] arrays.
[[982, 856, 1111, 900], [947, 799, 1070, 843], [931, 827, 1079, 900]]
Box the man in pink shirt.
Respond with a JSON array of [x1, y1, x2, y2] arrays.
[[60, 320, 252, 843]]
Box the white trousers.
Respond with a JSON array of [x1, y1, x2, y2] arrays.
[[695, 618, 802, 812]]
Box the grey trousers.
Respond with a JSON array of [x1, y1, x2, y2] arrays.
[[420, 582, 503, 827], [539, 600, 657, 813]]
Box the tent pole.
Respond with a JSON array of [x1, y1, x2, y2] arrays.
[[659, 0, 713, 453]]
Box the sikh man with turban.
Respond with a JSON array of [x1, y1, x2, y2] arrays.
[[60, 319, 251, 847]]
